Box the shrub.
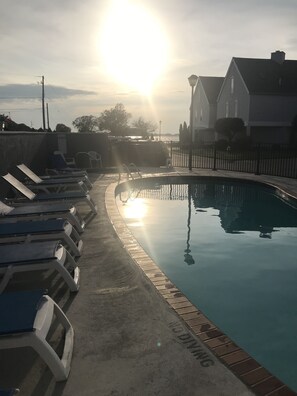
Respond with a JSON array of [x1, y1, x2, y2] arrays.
[[215, 139, 229, 150]]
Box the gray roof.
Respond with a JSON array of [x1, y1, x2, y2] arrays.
[[233, 57, 297, 95], [199, 76, 224, 104]]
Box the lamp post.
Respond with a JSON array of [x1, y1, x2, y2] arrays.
[[184, 184, 195, 265], [188, 74, 198, 171]]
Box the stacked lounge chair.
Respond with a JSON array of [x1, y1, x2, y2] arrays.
[[16, 163, 90, 193], [0, 290, 73, 381], [0, 218, 83, 257], [2, 173, 97, 219], [0, 200, 85, 233], [0, 240, 80, 293], [0, 163, 97, 387]]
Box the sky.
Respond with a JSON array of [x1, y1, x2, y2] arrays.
[[1, 0, 297, 133]]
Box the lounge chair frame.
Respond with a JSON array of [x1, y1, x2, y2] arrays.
[[0, 291, 74, 381], [0, 200, 85, 233], [0, 241, 80, 293], [0, 219, 83, 257]]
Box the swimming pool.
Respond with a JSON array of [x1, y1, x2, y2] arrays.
[[115, 176, 297, 391]]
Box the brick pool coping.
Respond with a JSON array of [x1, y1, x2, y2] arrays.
[[105, 172, 297, 396]]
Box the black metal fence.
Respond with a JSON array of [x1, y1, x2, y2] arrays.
[[166, 142, 297, 179]]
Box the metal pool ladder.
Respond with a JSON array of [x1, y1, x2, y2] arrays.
[[118, 163, 142, 182]]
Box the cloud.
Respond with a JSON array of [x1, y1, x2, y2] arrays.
[[0, 84, 96, 101]]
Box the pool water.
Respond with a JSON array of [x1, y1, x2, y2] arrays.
[[116, 178, 297, 391]]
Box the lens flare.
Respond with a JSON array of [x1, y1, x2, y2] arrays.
[[100, 0, 169, 95]]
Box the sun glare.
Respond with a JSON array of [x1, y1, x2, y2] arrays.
[[100, 0, 169, 95], [123, 199, 148, 221]]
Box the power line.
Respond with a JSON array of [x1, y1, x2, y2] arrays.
[[0, 108, 40, 111]]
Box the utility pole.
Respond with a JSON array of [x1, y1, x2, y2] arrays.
[[41, 76, 46, 131], [46, 102, 50, 131], [159, 120, 162, 141]]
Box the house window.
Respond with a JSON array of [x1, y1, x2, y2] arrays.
[[231, 77, 234, 94], [225, 102, 229, 117], [200, 108, 203, 121], [234, 100, 238, 117]]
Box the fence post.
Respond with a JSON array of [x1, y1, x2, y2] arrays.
[[255, 144, 260, 175], [212, 143, 217, 171]]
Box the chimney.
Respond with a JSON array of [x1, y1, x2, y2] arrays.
[[271, 50, 286, 64]]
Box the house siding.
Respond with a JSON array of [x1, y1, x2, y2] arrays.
[[192, 80, 210, 130], [249, 95, 297, 125], [217, 61, 250, 123]]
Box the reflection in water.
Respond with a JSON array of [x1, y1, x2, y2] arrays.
[[184, 184, 195, 265], [123, 198, 147, 220], [121, 179, 297, 239], [118, 187, 141, 204], [116, 178, 297, 391], [190, 181, 297, 238]]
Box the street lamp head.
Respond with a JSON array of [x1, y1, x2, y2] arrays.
[[188, 74, 198, 87]]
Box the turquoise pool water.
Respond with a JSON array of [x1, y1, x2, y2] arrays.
[[116, 177, 297, 391]]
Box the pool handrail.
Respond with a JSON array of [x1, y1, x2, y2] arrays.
[[118, 163, 142, 183]]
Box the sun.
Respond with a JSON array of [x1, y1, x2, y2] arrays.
[[100, 0, 169, 95]]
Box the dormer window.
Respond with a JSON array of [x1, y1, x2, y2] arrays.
[[231, 76, 234, 94]]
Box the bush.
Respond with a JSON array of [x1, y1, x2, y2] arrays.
[[215, 139, 228, 150], [232, 136, 252, 151]]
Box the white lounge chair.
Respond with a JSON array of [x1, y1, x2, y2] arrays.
[[2, 173, 97, 219], [0, 218, 83, 257], [75, 151, 102, 169], [88, 151, 103, 168], [0, 289, 74, 381], [0, 200, 85, 233], [0, 240, 79, 293], [16, 164, 89, 194]]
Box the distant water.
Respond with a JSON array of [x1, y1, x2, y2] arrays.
[[128, 135, 179, 142], [159, 134, 179, 142]]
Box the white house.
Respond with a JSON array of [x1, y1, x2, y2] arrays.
[[192, 76, 224, 143], [216, 51, 297, 144]]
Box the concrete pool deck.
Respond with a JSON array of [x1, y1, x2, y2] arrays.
[[1, 167, 296, 396]]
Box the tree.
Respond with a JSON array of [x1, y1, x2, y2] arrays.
[[215, 117, 245, 143], [0, 114, 33, 131], [55, 123, 71, 133], [97, 103, 131, 136], [179, 121, 189, 145], [72, 115, 99, 133], [131, 117, 157, 137]]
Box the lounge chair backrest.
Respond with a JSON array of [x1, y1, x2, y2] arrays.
[[2, 174, 36, 200], [0, 201, 13, 215], [17, 164, 42, 183]]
